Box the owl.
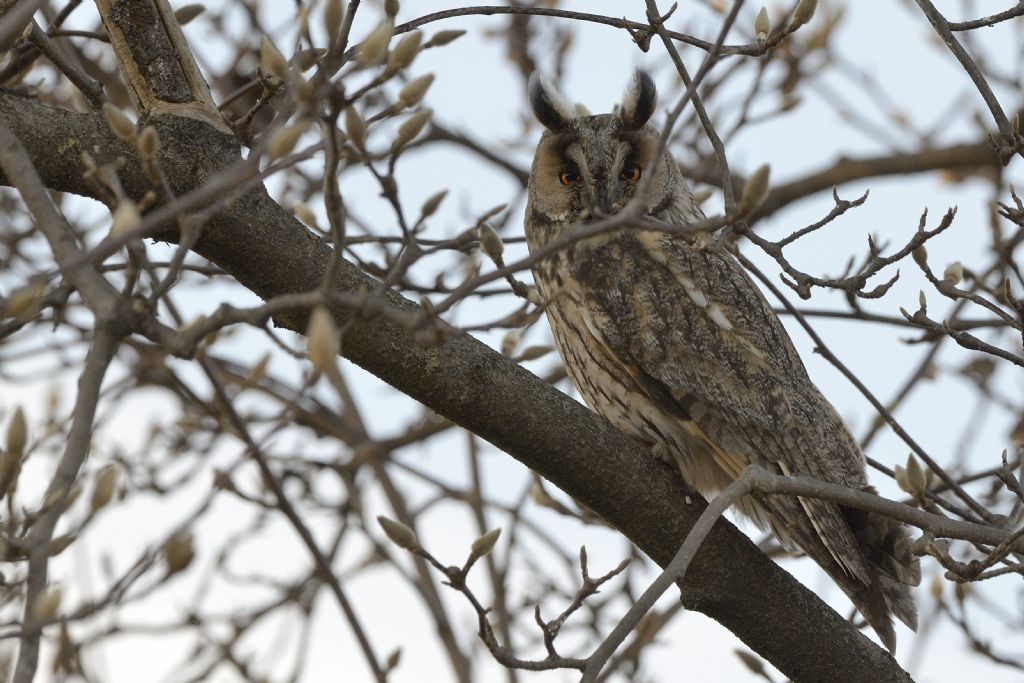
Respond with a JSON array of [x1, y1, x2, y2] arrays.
[[523, 70, 920, 652]]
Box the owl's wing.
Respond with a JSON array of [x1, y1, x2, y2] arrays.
[[568, 232, 875, 579]]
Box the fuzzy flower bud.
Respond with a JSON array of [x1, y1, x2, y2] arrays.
[[425, 30, 465, 48], [478, 223, 504, 262], [267, 119, 310, 160], [387, 30, 422, 72], [912, 245, 928, 268], [90, 465, 119, 513], [137, 126, 160, 162], [345, 107, 366, 149], [378, 515, 419, 551], [905, 455, 927, 497], [33, 587, 61, 620], [174, 4, 205, 25], [399, 73, 434, 107], [324, 0, 345, 48], [514, 345, 553, 362], [164, 531, 195, 575], [392, 109, 431, 152], [4, 282, 43, 318], [6, 406, 27, 456], [103, 103, 136, 143], [943, 261, 963, 286], [737, 164, 770, 216], [293, 202, 318, 228], [754, 7, 771, 40], [500, 330, 521, 356], [358, 20, 393, 66], [420, 189, 447, 217], [260, 36, 289, 83], [470, 528, 501, 557], [792, 0, 817, 27], [893, 464, 911, 494], [110, 199, 142, 238], [306, 306, 340, 373]]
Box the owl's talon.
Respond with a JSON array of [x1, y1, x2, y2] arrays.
[[651, 442, 673, 466], [651, 444, 699, 497]]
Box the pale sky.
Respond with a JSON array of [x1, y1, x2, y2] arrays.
[[4, 1, 1023, 682]]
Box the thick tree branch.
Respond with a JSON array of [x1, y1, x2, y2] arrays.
[[681, 142, 1001, 219]]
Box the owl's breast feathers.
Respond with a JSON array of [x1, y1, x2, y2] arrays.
[[532, 231, 919, 651]]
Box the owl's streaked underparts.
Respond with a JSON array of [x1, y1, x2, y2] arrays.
[[523, 70, 920, 652]]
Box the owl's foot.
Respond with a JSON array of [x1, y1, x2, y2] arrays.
[[651, 443, 700, 499], [651, 442, 674, 467]]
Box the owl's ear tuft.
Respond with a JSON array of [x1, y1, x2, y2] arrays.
[[619, 70, 657, 129], [528, 73, 573, 131]]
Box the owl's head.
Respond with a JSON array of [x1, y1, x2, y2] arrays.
[[525, 70, 685, 240]]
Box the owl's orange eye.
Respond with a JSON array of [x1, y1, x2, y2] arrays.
[[621, 163, 641, 182], [559, 170, 579, 186]]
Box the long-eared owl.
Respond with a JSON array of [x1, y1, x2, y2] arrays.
[[522, 70, 920, 652]]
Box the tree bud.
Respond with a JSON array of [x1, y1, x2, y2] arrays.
[[260, 35, 289, 83], [425, 30, 465, 47], [912, 245, 928, 268], [378, 515, 418, 551], [102, 104, 136, 143], [399, 73, 434, 107], [387, 31, 422, 72], [358, 20, 393, 66], [164, 531, 195, 574], [111, 200, 142, 238], [737, 164, 770, 216], [471, 528, 501, 557], [420, 189, 447, 217], [792, 0, 817, 27], [942, 261, 963, 285], [392, 109, 431, 151], [90, 465, 119, 513], [6, 406, 27, 456], [174, 4, 205, 25], [324, 0, 345, 48], [306, 306, 340, 373], [478, 223, 504, 261], [33, 587, 61, 620], [4, 282, 44, 318], [754, 7, 771, 40], [267, 119, 310, 160], [137, 126, 160, 162], [345, 107, 366, 149]]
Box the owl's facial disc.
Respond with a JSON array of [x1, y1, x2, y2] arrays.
[[556, 122, 656, 218], [526, 72, 678, 240]]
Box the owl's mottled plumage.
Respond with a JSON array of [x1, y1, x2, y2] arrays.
[[523, 71, 919, 651]]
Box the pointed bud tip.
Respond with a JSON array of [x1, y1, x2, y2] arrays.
[[471, 528, 501, 557], [306, 306, 340, 373], [378, 515, 419, 551], [737, 164, 770, 216]]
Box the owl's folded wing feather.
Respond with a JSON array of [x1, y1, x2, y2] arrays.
[[568, 233, 874, 580]]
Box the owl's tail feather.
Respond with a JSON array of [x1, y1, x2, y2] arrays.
[[840, 495, 921, 653]]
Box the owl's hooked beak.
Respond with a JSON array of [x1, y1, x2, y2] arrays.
[[586, 179, 626, 218]]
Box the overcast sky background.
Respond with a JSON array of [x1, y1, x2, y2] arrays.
[[4, 1, 1024, 681]]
